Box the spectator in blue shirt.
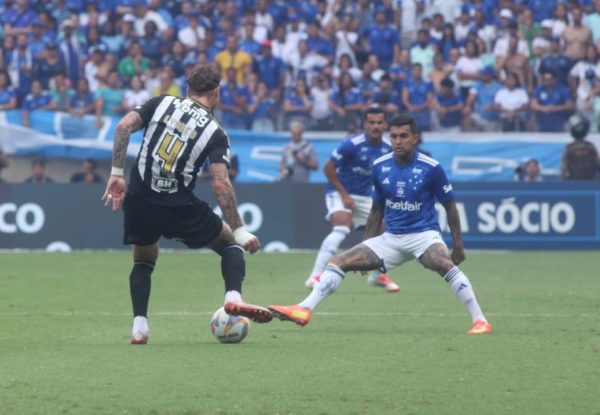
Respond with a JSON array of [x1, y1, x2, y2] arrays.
[[306, 21, 335, 62], [531, 70, 574, 132], [68, 78, 95, 117], [464, 66, 502, 131], [58, 19, 84, 86], [32, 43, 66, 89], [371, 74, 403, 120], [161, 40, 188, 78], [4, 0, 38, 37], [539, 38, 573, 86], [29, 22, 48, 59], [0, 70, 17, 111], [402, 63, 434, 131], [7, 33, 33, 103], [361, 7, 400, 70], [22, 79, 53, 127], [330, 71, 365, 132], [218, 66, 253, 129], [529, 0, 558, 23], [249, 81, 277, 131], [253, 40, 285, 97], [434, 78, 463, 132], [139, 21, 165, 64], [283, 77, 314, 130]]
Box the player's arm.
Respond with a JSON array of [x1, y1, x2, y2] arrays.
[[443, 200, 465, 265], [323, 159, 355, 209], [210, 163, 260, 253], [101, 110, 144, 211], [363, 198, 385, 240]]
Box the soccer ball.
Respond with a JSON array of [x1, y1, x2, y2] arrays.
[[210, 307, 250, 344]]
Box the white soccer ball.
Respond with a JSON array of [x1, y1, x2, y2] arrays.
[[210, 307, 250, 344]]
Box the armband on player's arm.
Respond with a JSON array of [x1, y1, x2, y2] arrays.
[[233, 227, 256, 246]]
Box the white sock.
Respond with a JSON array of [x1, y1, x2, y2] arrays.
[[225, 290, 243, 304], [368, 270, 382, 281], [132, 316, 149, 335], [309, 226, 350, 277], [299, 263, 345, 310], [444, 267, 486, 323]]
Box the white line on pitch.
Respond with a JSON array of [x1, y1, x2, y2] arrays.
[[0, 311, 597, 318]]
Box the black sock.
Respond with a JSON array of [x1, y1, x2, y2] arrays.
[[221, 245, 245, 293], [130, 262, 154, 317]]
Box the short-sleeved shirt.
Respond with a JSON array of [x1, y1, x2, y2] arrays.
[[23, 92, 52, 110], [70, 92, 95, 112], [253, 56, 285, 91], [128, 95, 231, 206], [326, 133, 391, 196], [533, 84, 571, 132], [96, 87, 125, 116], [214, 50, 252, 84], [469, 80, 502, 121], [436, 93, 463, 127], [363, 25, 399, 64], [332, 87, 364, 107], [494, 88, 529, 111], [0, 87, 16, 106], [539, 54, 573, 86], [372, 151, 454, 234]]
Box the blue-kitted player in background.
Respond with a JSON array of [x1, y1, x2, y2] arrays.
[[304, 107, 400, 293]]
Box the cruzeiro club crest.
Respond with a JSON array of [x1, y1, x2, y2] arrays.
[[395, 181, 406, 197]]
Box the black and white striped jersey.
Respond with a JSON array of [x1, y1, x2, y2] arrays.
[[127, 95, 230, 205]]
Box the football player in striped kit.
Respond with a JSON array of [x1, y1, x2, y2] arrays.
[[102, 64, 273, 344]]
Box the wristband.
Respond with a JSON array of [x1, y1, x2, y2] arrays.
[[233, 227, 255, 246], [111, 167, 124, 176]]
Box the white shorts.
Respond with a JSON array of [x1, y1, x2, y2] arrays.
[[325, 192, 372, 229], [362, 230, 446, 271]]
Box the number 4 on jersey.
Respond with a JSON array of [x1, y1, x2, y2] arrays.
[[156, 133, 185, 174]]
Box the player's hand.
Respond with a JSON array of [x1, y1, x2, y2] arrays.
[[451, 246, 466, 265], [101, 175, 126, 211], [342, 194, 356, 210], [243, 236, 261, 254], [233, 227, 261, 254]]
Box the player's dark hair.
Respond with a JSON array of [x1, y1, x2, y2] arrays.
[[364, 106, 385, 120], [390, 114, 418, 134], [187, 64, 221, 95]]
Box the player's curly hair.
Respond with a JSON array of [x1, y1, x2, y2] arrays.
[[187, 64, 221, 95]]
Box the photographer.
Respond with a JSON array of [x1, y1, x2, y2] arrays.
[[279, 120, 318, 183]]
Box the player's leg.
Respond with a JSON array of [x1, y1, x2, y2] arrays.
[[419, 241, 491, 334], [366, 221, 400, 293], [208, 223, 273, 323], [122, 193, 162, 345], [270, 239, 388, 326], [306, 211, 352, 287], [129, 243, 159, 344]]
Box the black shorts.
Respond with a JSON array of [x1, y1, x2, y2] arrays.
[[122, 192, 223, 249]]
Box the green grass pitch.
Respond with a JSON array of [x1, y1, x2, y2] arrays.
[[1, 251, 599, 415]]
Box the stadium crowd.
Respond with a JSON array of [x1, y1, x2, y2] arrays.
[[0, 0, 600, 134]]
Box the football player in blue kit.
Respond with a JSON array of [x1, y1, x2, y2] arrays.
[[271, 114, 491, 335], [305, 107, 400, 293]]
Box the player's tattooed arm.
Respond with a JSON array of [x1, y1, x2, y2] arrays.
[[112, 111, 143, 168], [331, 243, 381, 272], [363, 199, 385, 240], [210, 163, 243, 230], [444, 200, 466, 265]]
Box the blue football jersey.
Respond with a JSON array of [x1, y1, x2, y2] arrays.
[[372, 151, 454, 234], [326, 134, 391, 197]]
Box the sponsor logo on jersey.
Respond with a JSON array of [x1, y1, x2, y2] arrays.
[[382, 177, 390, 184], [385, 199, 423, 211], [351, 166, 371, 175], [151, 176, 178, 193], [443, 184, 453, 193]]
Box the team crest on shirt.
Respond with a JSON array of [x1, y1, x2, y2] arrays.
[[540, 92, 548, 100], [395, 181, 406, 197]]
